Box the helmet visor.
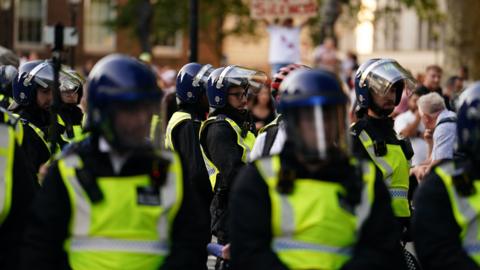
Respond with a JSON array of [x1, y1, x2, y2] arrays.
[[285, 104, 350, 161], [216, 65, 268, 95], [360, 59, 416, 97], [192, 64, 214, 88]]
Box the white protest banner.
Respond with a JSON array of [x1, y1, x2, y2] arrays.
[[251, 0, 318, 20]]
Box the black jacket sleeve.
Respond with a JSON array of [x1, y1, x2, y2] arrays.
[[20, 123, 50, 175], [161, 163, 210, 270], [0, 142, 39, 269], [229, 164, 289, 270], [204, 122, 245, 189], [172, 121, 212, 209], [341, 168, 406, 270], [20, 163, 71, 270], [412, 171, 480, 270]]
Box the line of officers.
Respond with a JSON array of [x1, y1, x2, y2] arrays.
[[1, 54, 480, 270]]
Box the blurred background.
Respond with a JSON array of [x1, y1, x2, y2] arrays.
[[1, 0, 479, 83]]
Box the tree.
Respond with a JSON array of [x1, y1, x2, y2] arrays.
[[444, 0, 480, 80]]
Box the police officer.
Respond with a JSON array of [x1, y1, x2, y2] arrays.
[[164, 62, 214, 242], [412, 82, 480, 270], [350, 58, 416, 230], [200, 65, 266, 265], [250, 64, 309, 160], [0, 65, 17, 108], [10, 60, 55, 174], [57, 68, 85, 144], [230, 69, 406, 270], [20, 54, 209, 270], [0, 108, 38, 269]]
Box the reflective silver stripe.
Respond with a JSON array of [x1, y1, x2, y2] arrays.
[[0, 125, 10, 219], [451, 184, 480, 255], [355, 162, 373, 230], [158, 152, 178, 242], [63, 155, 91, 235], [389, 188, 408, 199], [273, 238, 352, 256], [358, 130, 394, 185], [70, 237, 169, 255], [257, 157, 275, 180], [279, 195, 295, 236]]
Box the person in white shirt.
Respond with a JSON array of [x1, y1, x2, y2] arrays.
[[410, 92, 457, 181], [265, 18, 308, 76], [394, 91, 428, 166]]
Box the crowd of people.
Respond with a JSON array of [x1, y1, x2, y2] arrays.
[[1, 40, 480, 270]]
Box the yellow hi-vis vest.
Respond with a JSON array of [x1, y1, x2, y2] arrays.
[[164, 111, 192, 151], [199, 115, 256, 189], [255, 156, 376, 270], [435, 162, 480, 265], [57, 114, 84, 144], [0, 122, 17, 225], [58, 151, 184, 270], [357, 130, 410, 217]]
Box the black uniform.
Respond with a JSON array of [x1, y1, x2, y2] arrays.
[[57, 103, 84, 143], [170, 105, 212, 244], [229, 145, 406, 270], [20, 135, 210, 270], [0, 115, 39, 269], [200, 107, 254, 244], [412, 160, 480, 270]]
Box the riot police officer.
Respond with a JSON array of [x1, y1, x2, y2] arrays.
[[350, 58, 416, 230], [164, 62, 214, 243], [412, 81, 480, 270], [200, 65, 266, 267], [230, 69, 406, 269], [0, 108, 38, 269], [20, 54, 209, 270], [0, 65, 17, 108], [250, 64, 309, 160]]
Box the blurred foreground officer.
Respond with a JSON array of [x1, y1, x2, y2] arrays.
[[200, 65, 266, 268], [164, 62, 214, 241], [21, 54, 209, 270], [351, 59, 416, 227], [0, 108, 38, 269], [230, 69, 406, 270], [249, 64, 309, 161], [413, 82, 480, 270]]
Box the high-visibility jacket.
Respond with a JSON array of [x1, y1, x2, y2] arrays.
[[164, 111, 192, 151], [199, 115, 255, 189], [58, 151, 184, 270], [357, 130, 410, 217], [435, 162, 480, 265], [255, 155, 376, 270], [0, 121, 17, 225]]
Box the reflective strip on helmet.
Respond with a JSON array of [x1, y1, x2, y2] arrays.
[[358, 130, 393, 186], [70, 237, 169, 255], [216, 65, 236, 89], [272, 238, 353, 256], [389, 188, 408, 199], [192, 64, 213, 87]]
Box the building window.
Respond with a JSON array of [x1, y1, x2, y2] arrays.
[[84, 0, 116, 53], [14, 0, 47, 49], [152, 31, 183, 57]]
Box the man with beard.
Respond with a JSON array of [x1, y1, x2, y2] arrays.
[[350, 58, 416, 239], [199, 65, 267, 269]]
